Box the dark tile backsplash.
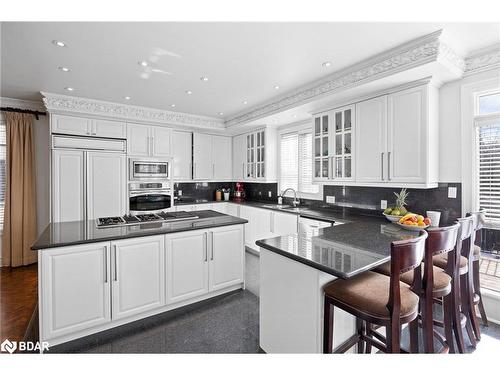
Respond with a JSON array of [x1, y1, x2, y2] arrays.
[[323, 183, 462, 223], [174, 181, 462, 223]]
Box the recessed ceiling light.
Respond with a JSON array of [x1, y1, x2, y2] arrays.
[[139, 61, 149, 67], [58, 66, 70, 72], [274, 85, 280, 90], [124, 96, 131, 100], [293, 114, 298, 118], [322, 61, 332, 68], [218, 112, 224, 116], [200, 76, 209, 82], [170, 104, 176, 108], [242, 100, 248, 105], [65, 87, 74, 91], [52, 40, 66, 47], [186, 90, 193, 95]]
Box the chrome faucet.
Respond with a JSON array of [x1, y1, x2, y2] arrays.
[[281, 188, 300, 207]]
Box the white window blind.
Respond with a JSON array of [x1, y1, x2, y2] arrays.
[[476, 115, 500, 223], [280, 133, 298, 192], [280, 131, 319, 196], [0, 119, 6, 231]]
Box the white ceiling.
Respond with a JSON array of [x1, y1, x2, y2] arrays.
[[1, 22, 499, 121]]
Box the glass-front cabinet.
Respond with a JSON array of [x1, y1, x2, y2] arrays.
[[312, 105, 355, 182], [246, 130, 266, 179]]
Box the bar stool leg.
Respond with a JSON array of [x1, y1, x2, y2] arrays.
[[460, 273, 478, 347], [421, 294, 435, 353], [386, 320, 401, 353], [409, 318, 419, 353], [365, 323, 373, 354], [323, 297, 334, 354], [473, 259, 488, 326], [443, 294, 455, 353], [452, 275, 466, 353], [356, 318, 365, 353]]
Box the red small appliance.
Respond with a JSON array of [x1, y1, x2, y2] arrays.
[[233, 182, 246, 202]]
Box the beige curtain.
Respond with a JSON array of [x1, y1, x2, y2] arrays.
[[1, 112, 37, 267]]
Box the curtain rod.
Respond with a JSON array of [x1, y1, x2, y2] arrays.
[[0, 107, 47, 120]]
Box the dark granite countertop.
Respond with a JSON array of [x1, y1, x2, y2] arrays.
[[32, 210, 247, 250], [256, 215, 425, 279]]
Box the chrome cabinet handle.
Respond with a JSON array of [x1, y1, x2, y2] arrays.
[[211, 232, 214, 260], [114, 244, 118, 281], [387, 151, 391, 181], [381, 152, 384, 180], [104, 245, 108, 283], [193, 162, 196, 179], [242, 163, 244, 177], [204, 232, 208, 262]]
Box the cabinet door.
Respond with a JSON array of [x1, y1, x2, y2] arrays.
[[272, 211, 298, 236], [86, 152, 127, 220], [232, 134, 246, 180], [193, 133, 213, 180], [331, 106, 355, 180], [212, 202, 227, 214], [111, 236, 165, 320], [208, 226, 244, 291], [92, 119, 126, 139], [355, 96, 388, 182], [238, 205, 254, 248], [313, 114, 331, 181], [127, 123, 150, 157], [151, 126, 172, 157], [246, 133, 256, 179], [40, 243, 111, 340], [51, 114, 91, 136], [388, 86, 427, 183], [172, 131, 192, 180], [212, 135, 232, 179], [52, 149, 85, 222], [226, 203, 239, 217], [165, 230, 209, 304]]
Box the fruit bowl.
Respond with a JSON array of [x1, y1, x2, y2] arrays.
[[383, 213, 403, 222], [396, 222, 429, 231]]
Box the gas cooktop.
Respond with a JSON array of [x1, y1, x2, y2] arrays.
[[96, 211, 199, 228]]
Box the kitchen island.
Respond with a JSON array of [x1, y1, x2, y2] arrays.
[[32, 210, 247, 348], [256, 215, 420, 353]]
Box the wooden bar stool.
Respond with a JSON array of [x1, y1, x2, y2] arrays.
[[323, 231, 427, 354], [468, 211, 488, 327], [433, 216, 475, 353], [374, 223, 459, 353]]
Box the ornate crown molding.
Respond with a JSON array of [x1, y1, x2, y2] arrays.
[[0, 96, 46, 112], [225, 30, 457, 127], [41, 92, 225, 130], [464, 47, 500, 76]]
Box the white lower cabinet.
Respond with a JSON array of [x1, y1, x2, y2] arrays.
[[111, 236, 166, 320], [271, 211, 298, 236], [165, 230, 209, 304], [208, 226, 244, 291], [40, 243, 111, 341]]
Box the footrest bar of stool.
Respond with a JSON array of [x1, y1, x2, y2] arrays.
[[333, 334, 361, 354]]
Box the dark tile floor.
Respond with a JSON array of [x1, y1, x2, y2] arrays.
[[49, 288, 500, 354], [49, 290, 260, 353]]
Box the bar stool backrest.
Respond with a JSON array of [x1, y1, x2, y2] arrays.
[[467, 210, 485, 247], [424, 223, 460, 286], [453, 216, 475, 272], [387, 231, 428, 318]]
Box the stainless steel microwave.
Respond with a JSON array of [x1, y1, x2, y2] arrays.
[[129, 158, 169, 180]]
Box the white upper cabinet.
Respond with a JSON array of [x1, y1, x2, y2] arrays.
[[313, 106, 355, 182], [172, 131, 192, 180], [313, 82, 438, 188], [86, 151, 127, 220], [212, 135, 232, 180], [127, 123, 172, 158], [355, 96, 388, 182], [51, 114, 126, 139], [192, 133, 232, 180], [387, 85, 433, 184], [193, 133, 213, 180], [232, 134, 246, 180], [232, 128, 277, 182]]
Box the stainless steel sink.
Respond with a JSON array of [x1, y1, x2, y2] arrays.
[[262, 204, 292, 210]]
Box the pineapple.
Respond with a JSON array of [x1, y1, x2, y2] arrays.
[[394, 188, 409, 215]]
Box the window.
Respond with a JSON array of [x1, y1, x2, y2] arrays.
[[0, 119, 6, 231], [475, 91, 500, 224], [279, 130, 319, 197]]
